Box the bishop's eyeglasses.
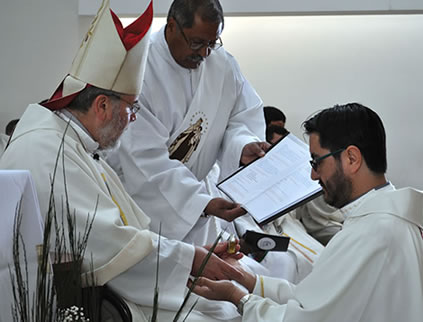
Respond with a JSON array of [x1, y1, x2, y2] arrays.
[[174, 18, 223, 52], [109, 94, 141, 115], [309, 148, 345, 171]]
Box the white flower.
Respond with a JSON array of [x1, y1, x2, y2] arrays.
[[59, 306, 90, 322]]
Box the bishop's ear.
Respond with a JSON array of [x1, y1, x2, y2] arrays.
[[343, 145, 362, 174], [92, 94, 111, 122]]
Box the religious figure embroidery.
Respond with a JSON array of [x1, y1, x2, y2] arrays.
[[168, 118, 203, 163]]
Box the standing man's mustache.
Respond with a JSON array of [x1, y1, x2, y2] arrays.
[[189, 55, 204, 63]]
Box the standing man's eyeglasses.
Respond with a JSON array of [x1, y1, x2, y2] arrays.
[[173, 18, 223, 51], [309, 148, 345, 171], [109, 94, 141, 115]]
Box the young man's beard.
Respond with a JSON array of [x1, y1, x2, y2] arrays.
[[320, 162, 352, 209]]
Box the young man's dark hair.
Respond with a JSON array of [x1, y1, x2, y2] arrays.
[[302, 102, 387, 174]]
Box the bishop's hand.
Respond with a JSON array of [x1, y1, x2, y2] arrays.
[[191, 246, 243, 281]]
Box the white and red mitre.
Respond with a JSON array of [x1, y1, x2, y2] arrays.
[[43, 0, 153, 110]]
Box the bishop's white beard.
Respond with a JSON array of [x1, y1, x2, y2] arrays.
[[97, 106, 128, 151]]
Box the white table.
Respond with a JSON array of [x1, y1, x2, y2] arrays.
[[0, 170, 44, 322]]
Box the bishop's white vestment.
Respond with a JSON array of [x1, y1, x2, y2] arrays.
[[242, 184, 423, 321], [0, 104, 241, 322]]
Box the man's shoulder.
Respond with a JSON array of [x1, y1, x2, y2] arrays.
[[10, 116, 64, 148], [12, 104, 63, 135], [339, 189, 422, 252], [356, 187, 423, 227], [202, 48, 245, 85], [1, 106, 81, 167], [209, 47, 237, 66]]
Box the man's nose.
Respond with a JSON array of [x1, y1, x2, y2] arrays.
[[198, 45, 211, 58], [311, 168, 319, 181], [130, 113, 137, 122]]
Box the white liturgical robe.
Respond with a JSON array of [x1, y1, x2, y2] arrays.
[[0, 104, 240, 321], [271, 195, 343, 246], [111, 26, 265, 243], [242, 184, 423, 322]]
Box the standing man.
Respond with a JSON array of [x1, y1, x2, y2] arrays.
[[112, 0, 269, 246], [0, 1, 245, 320], [189, 103, 423, 321]]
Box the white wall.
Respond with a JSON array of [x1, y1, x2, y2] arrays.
[[221, 15, 423, 190], [1, 1, 422, 189], [79, 0, 423, 15], [0, 0, 80, 127]]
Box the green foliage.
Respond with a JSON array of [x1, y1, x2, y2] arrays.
[[173, 231, 223, 322], [150, 223, 162, 322], [9, 123, 97, 321]]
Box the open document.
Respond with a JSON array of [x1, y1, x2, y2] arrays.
[[217, 133, 322, 225]]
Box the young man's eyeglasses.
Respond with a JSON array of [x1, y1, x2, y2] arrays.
[[310, 148, 345, 171], [173, 18, 223, 51], [109, 94, 141, 115]]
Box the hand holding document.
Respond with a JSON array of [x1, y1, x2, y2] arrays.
[[217, 134, 322, 225]]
